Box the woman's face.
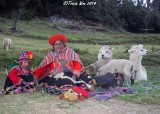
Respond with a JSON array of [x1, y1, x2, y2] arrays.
[[53, 40, 65, 53]]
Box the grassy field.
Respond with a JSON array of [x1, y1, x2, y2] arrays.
[[0, 17, 160, 113]]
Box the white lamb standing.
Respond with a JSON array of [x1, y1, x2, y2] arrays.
[[85, 45, 113, 75], [128, 44, 148, 82], [3, 38, 12, 51], [97, 59, 134, 82]]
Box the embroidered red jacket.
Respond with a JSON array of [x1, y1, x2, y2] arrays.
[[8, 66, 32, 84]]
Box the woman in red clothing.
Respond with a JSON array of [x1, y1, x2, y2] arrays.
[[34, 34, 93, 94], [3, 51, 37, 94]]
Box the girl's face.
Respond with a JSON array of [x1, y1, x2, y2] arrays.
[[21, 60, 29, 68], [53, 40, 65, 53]]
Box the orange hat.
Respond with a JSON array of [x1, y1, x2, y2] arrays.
[[48, 34, 67, 45]]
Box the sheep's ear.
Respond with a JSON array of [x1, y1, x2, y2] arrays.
[[109, 47, 114, 50], [128, 49, 135, 53], [138, 44, 143, 48]]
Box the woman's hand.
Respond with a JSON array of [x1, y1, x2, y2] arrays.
[[73, 70, 80, 78]]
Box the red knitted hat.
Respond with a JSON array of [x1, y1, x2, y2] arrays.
[[18, 52, 31, 64], [48, 34, 67, 45]]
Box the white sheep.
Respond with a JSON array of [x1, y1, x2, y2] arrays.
[[128, 44, 148, 82], [3, 38, 12, 51], [97, 59, 134, 82], [85, 45, 113, 75], [98, 45, 113, 60]]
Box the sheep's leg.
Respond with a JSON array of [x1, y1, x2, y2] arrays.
[[124, 68, 133, 85], [130, 76, 134, 85], [6, 44, 9, 51], [130, 67, 135, 85], [4, 45, 6, 50]]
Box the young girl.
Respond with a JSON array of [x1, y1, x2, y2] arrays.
[[3, 51, 37, 94]]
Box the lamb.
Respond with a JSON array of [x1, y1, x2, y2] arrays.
[[3, 38, 12, 51], [128, 44, 148, 82], [97, 59, 134, 82], [85, 45, 113, 76]]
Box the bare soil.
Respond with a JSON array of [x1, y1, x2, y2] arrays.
[[0, 90, 160, 114], [19, 96, 160, 114]]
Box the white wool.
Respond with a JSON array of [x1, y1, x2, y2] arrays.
[[97, 59, 134, 81], [88, 58, 112, 70], [128, 44, 148, 82], [86, 45, 113, 75], [98, 45, 113, 60], [3, 38, 12, 51]]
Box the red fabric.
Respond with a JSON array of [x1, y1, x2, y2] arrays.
[[34, 63, 52, 80], [72, 86, 90, 98], [8, 68, 21, 84], [78, 95, 84, 101], [73, 61, 82, 72]]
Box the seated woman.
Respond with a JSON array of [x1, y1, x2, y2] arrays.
[[34, 34, 94, 94]]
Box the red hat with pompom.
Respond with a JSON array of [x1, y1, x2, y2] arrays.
[[48, 34, 67, 45], [18, 51, 33, 64]]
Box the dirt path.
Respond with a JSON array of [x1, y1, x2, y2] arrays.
[[18, 97, 160, 114], [1, 89, 159, 114]]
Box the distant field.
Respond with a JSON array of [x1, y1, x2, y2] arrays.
[[0, 17, 160, 110]]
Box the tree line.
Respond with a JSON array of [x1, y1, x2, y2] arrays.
[[0, 0, 160, 33]]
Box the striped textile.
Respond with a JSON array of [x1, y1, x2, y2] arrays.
[[22, 81, 37, 93], [3, 81, 37, 94], [38, 47, 85, 73]]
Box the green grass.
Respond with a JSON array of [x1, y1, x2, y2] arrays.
[[0, 17, 160, 108]]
